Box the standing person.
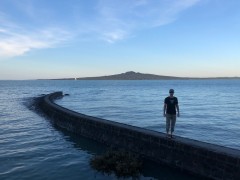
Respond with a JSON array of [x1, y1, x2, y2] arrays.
[[163, 89, 180, 138]]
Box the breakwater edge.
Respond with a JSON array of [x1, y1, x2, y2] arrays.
[[37, 91, 240, 180]]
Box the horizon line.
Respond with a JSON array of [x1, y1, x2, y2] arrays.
[[1, 71, 239, 80]]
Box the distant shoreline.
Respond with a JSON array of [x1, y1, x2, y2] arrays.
[[40, 71, 240, 80]]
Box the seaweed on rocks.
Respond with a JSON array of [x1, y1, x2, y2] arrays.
[[90, 149, 143, 179]]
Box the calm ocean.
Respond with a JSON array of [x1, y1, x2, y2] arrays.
[[1, 80, 240, 180]]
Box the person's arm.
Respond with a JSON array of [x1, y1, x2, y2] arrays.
[[163, 103, 167, 117], [176, 104, 180, 117]]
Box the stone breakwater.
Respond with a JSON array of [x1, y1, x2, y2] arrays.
[[38, 92, 240, 180]]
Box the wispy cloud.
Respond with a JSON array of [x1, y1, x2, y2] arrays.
[[93, 0, 201, 42], [0, 27, 71, 57], [0, 0, 200, 57], [0, 25, 70, 57], [0, 2, 72, 58]]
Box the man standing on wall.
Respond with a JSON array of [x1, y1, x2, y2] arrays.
[[163, 89, 180, 138]]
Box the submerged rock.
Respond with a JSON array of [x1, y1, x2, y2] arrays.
[[90, 149, 143, 178]]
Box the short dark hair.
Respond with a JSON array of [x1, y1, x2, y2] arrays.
[[169, 89, 174, 93]]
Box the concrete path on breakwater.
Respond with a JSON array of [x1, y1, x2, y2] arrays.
[[37, 92, 240, 180]]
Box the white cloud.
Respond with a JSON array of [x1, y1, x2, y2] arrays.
[[0, 0, 200, 57], [0, 27, 71, 58], [102, 30, 128, 43], [92, 0, 200, 42], [0, 10, 72, 58], [0, 3, 72, 58]]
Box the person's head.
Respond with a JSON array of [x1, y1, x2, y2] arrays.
[[169, 89, 174, 96]]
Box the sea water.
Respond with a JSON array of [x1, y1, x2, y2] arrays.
[[0, 80, 239, 180]]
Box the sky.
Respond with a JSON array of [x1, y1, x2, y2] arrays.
[[0, 0, 240, 80]]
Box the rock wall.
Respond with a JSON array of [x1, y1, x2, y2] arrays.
[[38, 92, 240, 180]]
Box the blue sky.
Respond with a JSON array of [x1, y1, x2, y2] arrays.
[[0, 0, 240, 80]]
